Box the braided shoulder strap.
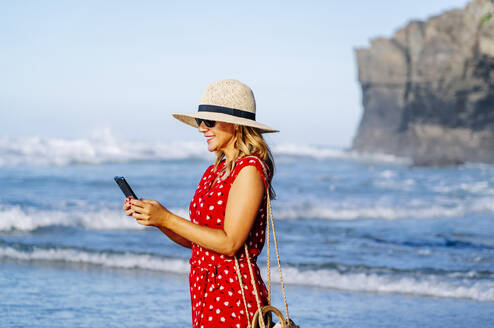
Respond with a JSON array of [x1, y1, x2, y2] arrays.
[[233, 156, 290, 328]]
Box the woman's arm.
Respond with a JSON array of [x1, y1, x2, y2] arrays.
[[157, 227, 192, 249], [129, 165, 264, 256]]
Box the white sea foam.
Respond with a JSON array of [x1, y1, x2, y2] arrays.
[[271, 143, 409, 164], [0, 205, 189, 232], [432, 181, 494, 196], [2, 196, 494, 232], [1, 245, 492, 302], [0, 129, 212, 167], [279, 267, 494, 302], [0, 130, 408, 167], [0, 246, 189, 274], [274, 196, 494, 220]]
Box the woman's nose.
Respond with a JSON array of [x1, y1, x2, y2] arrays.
[[198, 122, 208, 132]]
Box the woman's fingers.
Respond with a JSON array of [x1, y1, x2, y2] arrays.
[[130, 200, 148, 211], [130, 199, 145, 206], [131, 211, 148, 220], [135, 219, 150, 226]]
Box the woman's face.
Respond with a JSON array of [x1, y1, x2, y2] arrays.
[[198, 120, 236, 153]]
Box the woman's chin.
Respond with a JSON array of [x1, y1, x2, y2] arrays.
[[207, 143, 217, 152]]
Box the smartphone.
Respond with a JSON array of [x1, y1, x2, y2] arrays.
[[114, 176, 138, 199]]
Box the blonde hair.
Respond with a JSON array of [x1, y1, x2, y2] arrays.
[[214, 125, 276, 199]]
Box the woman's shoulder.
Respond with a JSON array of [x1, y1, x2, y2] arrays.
[[233, 154, 270, 182]]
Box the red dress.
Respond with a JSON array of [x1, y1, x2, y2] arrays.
[[188, 155, 270, 328]]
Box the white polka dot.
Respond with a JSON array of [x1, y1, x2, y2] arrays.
[[209, 206, 214, 210], [220, 317, 225, 322], [217, 200, 223, 205], [228, 291, 233, 296], [216, 297, 220, 301], [208, 316, 212, 321], [224, 301, 229, 306], [206, 215, 210, 220], [216, 309, 220, 314]]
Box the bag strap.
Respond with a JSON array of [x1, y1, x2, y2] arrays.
[[234, 156, 290, 327], [265, 190, 290, 322], [234, 245, 266, 328]]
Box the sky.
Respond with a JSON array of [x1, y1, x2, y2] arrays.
[[1, 0, 471, 148]]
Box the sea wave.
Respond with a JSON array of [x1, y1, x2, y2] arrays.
[[0, 130, 408, 167], [275, 196, 494, 220], [2, 196, 494, 233], [0, 205, 189, 232], [282, 267, 494, 302], [0, 130, 211, 167], [1, 244, 492, 302]]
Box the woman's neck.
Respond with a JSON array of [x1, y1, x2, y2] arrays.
[[222, 141, 237, 163]]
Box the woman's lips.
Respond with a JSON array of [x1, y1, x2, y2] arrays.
[[206, 136, 214, 143]]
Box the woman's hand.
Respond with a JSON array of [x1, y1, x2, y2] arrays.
[[126, 198, 170, 227], [123, 197, 134, 215]]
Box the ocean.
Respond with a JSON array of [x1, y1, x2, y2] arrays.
[[1, 134, 493, 328]]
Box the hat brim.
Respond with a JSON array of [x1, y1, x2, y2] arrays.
[[172, 112, 279, 133]]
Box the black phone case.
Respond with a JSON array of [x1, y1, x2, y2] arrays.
[[114, 176, 138, 199]]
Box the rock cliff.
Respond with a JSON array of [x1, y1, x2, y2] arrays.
[[352, 0, 494, 165]]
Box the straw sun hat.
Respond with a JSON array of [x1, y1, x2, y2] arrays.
[[172, 79, 279, 133]]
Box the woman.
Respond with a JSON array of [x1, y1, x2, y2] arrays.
[[123, 79, 279, 328]]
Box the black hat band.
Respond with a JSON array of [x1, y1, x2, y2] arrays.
[[198, 105, 256, 121]]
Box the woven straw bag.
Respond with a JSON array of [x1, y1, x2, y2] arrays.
[[234, 159, 299, 328]]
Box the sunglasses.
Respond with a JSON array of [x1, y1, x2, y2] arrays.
[[195, 118, 216, 128]]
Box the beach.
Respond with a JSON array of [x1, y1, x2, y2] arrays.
[[1, 136, 494, 327]]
